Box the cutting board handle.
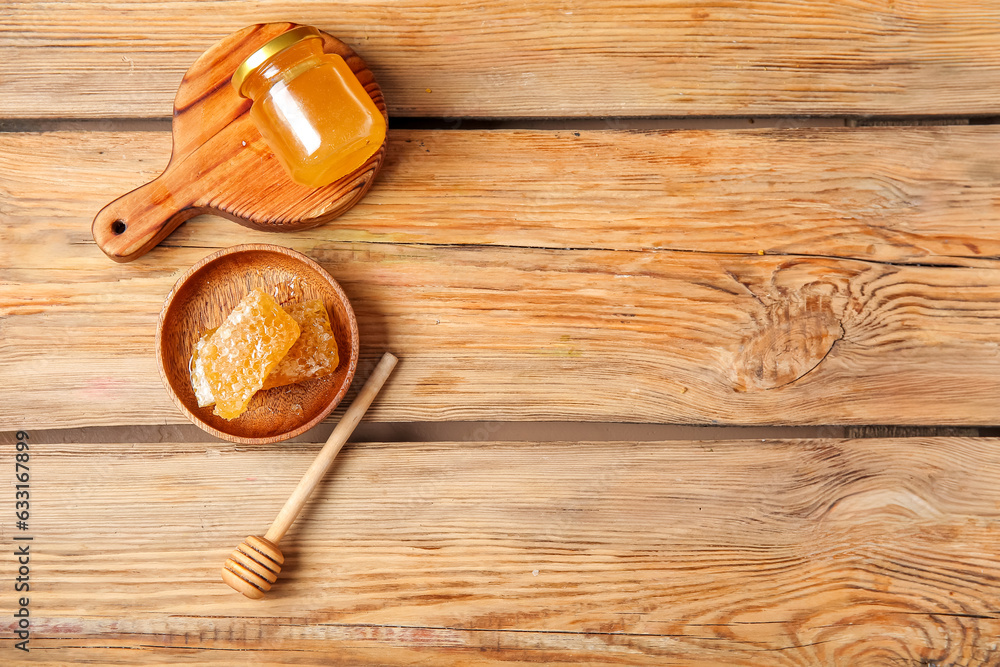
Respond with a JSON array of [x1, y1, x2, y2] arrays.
[[93, 162, 202, 262]]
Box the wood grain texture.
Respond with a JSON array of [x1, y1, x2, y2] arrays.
[[5, 236, 1000, 428], [3, 436, 999, 665], [4, 1, 1000, 119], [10, 127, 1000, 268], [3, 127, 1000, 428]]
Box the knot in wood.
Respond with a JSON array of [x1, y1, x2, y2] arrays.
[[732, 280, 847, 392]]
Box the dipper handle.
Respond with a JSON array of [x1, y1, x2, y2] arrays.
[[265, 351, 398, 544], [222, 352, 398, 598]]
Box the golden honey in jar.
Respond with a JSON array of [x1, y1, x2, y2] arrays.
[[231, 26, 387, 188]]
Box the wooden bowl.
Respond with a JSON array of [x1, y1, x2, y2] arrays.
[[156, 244, 359, 444]]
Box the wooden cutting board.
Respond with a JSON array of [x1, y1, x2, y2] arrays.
[[92, 22, 388, 263]]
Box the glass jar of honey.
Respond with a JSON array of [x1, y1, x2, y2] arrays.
[[231, 26, 387, 188]]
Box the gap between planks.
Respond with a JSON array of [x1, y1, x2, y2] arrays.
[[0, 423, 980, 447], [0, 115, 986, 134]]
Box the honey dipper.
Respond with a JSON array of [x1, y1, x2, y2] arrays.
[[221, 352, 398, 598]]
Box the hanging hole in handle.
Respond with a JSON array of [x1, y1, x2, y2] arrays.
[[111, 219, 127, 235]]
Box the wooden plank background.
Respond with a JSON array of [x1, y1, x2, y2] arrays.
[[3, 127, 1000, 428], [3, 1, 1000, 119], [4, 1, 1000, 664], [3, 435, 999, 664]]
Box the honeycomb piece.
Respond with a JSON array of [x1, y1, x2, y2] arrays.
[[189, 327, 218, 408], [199, 290, 301, 420], [262, 299, 340, 389]]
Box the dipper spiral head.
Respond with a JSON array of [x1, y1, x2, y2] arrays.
[[221, 535, 284, 599]]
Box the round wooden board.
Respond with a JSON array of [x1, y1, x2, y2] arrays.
[[156, 244, 359, 444], [94, 23, 388, 262]]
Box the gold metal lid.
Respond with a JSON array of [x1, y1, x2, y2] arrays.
[[231, 26, 322, 95]]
